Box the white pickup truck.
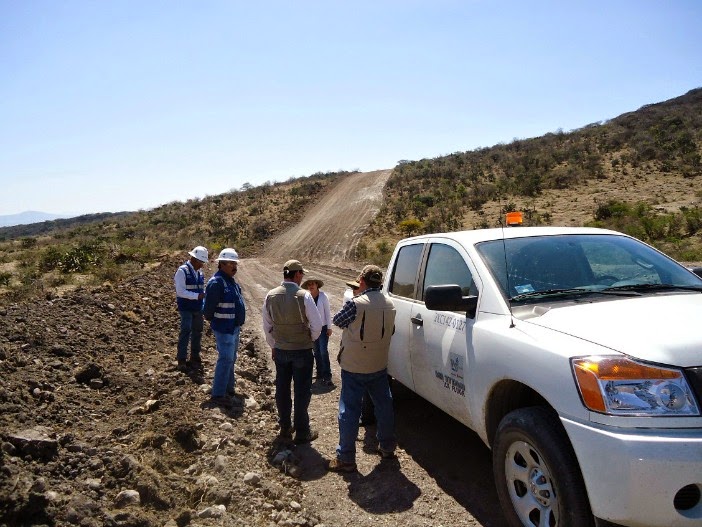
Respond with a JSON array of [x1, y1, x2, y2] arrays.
[[383, 226, 702, 527]]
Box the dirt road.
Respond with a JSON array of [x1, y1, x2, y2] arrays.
[[236, 168, 508, 526], [263, 169, 392, 265]]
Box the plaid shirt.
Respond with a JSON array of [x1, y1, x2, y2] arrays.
[[332, 287, 382, 328]]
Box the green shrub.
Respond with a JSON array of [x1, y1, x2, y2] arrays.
[[41, 247, 64, 271], [398, 218, 423, 236]]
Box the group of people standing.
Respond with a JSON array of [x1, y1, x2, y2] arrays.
[[174, 246, 397, 473]]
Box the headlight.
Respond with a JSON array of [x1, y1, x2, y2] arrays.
[[571, 356, 700, 416]]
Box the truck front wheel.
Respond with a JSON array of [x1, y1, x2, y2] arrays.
[[492, 407, 594, 527]]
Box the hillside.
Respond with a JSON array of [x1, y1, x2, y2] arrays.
[[1, 87, 702, 527], [1, 88, 701, 299], [363, 87, 702, 265]]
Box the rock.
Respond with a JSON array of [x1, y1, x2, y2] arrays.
[[6, 426, 58, 461], [30, 477, 48, 493], [243, 472, 261, 486], [114, 489, 141, 508], [184, 464, 199, 475], [196, 474, 219, 486], [74, 363, 103, 385], [2, 441, 17, 456], [214, 455, 227, 472], [272, 450, 293, 465], [144, 399, 160, 412], [197, 504, 226, 518], [65, 493, 100, 522], [89, 378, 104, 389], [45, 490, 61, 502], [84, 478, 102, 490]]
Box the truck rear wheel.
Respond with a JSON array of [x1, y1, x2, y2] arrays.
[[492, 407, 594, 527]]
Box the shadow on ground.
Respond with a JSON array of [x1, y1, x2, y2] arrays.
[[392, 382, 509, 527]]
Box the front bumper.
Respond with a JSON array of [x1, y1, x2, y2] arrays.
[[562, 417, 702, 527]]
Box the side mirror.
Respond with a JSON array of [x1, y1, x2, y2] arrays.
[[691, 267, 702, 279], [425, 285, 478, 318]]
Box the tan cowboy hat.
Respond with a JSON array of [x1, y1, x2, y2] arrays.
[[301, 277, 324, 289]]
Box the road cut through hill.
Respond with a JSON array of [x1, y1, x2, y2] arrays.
[[263, 169, 393, 266]]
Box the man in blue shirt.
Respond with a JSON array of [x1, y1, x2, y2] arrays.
[[203, 248, 246, 408]]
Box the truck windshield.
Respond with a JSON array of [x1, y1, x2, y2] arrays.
[[475, 234, 702, 303]]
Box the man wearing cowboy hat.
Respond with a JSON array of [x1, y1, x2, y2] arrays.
[[262, 260, 323, 443], [174, 245, 208, 372]]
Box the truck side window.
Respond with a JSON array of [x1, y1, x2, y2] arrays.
[[389, 244, 423, 299], [422, 244, 474, 300]]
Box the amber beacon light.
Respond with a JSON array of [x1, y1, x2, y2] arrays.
[[505, 211, 523, 226]]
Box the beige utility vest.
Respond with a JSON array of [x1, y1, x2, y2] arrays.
[[339, 291, 396, 374], [266, 283, 314, 350]]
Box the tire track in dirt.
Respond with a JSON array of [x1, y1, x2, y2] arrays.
[[262, 169, 392, 266]]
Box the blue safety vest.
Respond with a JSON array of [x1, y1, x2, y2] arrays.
[[176, 262, 205, 312], [207, 272, 246, 333]]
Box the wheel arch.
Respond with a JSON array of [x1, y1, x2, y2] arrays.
[[484, 379, 551, 448]]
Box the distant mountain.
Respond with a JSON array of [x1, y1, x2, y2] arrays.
[[0, 211, 130, 239], [0, 211, 72, 228]]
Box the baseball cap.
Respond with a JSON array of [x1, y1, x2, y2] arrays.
[[283, 259, 307, 273], [358, 265, 383, 285]]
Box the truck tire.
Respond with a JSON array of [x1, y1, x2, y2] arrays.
[[492, 406, 594, 527]]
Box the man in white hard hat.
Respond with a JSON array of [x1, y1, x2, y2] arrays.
[[174, 246, 208, 372], [203, 248, 246, 408], [262, 260, 323, 443]]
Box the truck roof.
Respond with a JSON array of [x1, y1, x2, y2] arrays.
[[398, 226, 624, 245]]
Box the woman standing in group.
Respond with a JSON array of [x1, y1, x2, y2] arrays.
[[301, 277, 333, 386]]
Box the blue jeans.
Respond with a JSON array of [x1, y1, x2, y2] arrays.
[[211, 327, 240, 397], [313, 326, 332, 380], [336, 368, 395, 463], [274, 349, 314, 434], [177, 310, 203, 360]]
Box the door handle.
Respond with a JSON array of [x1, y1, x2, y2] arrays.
[[410, 314, 423, 326]]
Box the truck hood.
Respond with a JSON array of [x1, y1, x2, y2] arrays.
[[523, 293, 702, 367]]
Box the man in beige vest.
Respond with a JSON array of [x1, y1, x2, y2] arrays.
[[262, 260, 323, 444], [327, 265, 396, 472]]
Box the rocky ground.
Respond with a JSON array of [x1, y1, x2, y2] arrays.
[[0, 170, 514, 527], [0, 252, 506, 527], [0, 255, 298, 527]]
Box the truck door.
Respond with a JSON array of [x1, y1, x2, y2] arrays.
[[386, 242, 425, 390], [409, 241, 477, 427]]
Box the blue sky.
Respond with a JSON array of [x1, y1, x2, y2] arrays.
[[1, 1, 701, 216]]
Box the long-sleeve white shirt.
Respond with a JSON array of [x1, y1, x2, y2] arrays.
[[314, 290, 332, 327], [262, 282, 323, 349], [174, 261, 203, 300]]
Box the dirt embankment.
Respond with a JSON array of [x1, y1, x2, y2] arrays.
[[0, 170, 507, 527]]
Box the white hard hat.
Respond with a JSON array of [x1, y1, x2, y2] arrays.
[[188, 246, 209, 263], [216, 248, 239, 262]]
